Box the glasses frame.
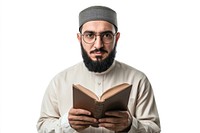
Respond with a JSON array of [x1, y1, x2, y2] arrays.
[[81, 31, 117, 45]]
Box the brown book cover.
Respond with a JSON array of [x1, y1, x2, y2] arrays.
[[73, 83, 132, 119]]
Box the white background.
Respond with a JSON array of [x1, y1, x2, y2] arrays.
[[1, 0, 200, 132]]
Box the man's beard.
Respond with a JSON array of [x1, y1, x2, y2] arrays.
[[81, 44, 116, 73]]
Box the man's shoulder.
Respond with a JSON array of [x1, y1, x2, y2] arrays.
[[115, 61, 147, 79], [114, 60, 149, 83], [115, 61, 145, 76], [54, 62, 84, 79]]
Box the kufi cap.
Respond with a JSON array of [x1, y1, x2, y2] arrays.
[[79, 6, 118, 32]]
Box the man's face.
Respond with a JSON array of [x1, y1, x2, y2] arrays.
[[77, 21, 120, 61]]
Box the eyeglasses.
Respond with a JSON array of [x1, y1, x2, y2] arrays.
[[81, 31, 116, 44]]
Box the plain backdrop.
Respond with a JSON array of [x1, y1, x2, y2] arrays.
[[1, 0, 200, 132]]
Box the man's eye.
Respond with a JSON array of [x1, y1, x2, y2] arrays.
[[85, 33, 94, 38], [103, 33, 112, 38]]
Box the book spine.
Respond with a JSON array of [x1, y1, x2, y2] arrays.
[[93, 101, 104, 119]]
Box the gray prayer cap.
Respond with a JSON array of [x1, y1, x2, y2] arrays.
[[79, 6, 118, 32]]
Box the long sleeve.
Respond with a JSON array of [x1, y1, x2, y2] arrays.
[[36, 79, 76, 133], [128, 76, 161, 133]]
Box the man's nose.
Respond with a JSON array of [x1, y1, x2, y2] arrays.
[[93, 36, 103, 49]]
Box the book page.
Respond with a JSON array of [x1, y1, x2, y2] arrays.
[[74, 84, 99, 100], [100, 83, 131, 100]]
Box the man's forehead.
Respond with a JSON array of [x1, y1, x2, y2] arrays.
[[81, 20, 115, 33]]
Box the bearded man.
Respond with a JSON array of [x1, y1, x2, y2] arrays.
[[37, 5, 161, 133]]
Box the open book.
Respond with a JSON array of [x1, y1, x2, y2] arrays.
[[73, 83, 132, 119]]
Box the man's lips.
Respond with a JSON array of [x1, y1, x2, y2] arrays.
[[94, 51, 104, 55], [90, 48, 108, 54]]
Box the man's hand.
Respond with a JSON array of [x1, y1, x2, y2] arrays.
[[68, 108, 98, 132], [98, 111, 132, 132]]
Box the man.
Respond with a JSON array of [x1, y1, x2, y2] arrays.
[[37, 6, 161, 133]]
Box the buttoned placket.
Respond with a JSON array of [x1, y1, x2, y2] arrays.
[[94, 75, 104, 99], [93, 74, 104, 133]]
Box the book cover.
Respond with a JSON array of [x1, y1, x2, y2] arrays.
[[73, 83, 132, 119]]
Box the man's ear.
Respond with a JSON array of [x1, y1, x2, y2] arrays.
[[77, 33, 81, 43], [116, 32, 120, 43]]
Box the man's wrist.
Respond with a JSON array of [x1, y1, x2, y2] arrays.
[[116, 122, 132, 133]]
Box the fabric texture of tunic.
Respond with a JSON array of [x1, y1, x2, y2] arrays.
[[37, 60, 161, 133]]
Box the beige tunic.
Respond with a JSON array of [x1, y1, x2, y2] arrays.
[[37, 60, 161, 133]]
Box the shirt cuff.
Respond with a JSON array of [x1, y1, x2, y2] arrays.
[[60, 113, 78, 133], [60, 113, 70, 128]]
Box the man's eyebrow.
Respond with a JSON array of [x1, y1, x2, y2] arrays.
[[83, 30, 113, 34], [100, 30, 114, 34], [82, 30, 95, 34]]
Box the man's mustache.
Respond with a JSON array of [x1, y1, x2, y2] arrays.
[[90, 48, 108, 54]]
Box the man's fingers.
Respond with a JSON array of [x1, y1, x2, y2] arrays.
[[105, 111, 128, 118], [99, 123, 125, 132], [69, 119, 95, 125], [69, 108, 91, 116], [68, 114, 97, 123], [68, 108, 98, 130], [98, 110, 132, 132], [99, 117, 126, 124], [70, 125, 90, 132]]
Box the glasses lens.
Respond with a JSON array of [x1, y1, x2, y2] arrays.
[[101, 32, 114, 43], [83, 32, 95, 44]]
